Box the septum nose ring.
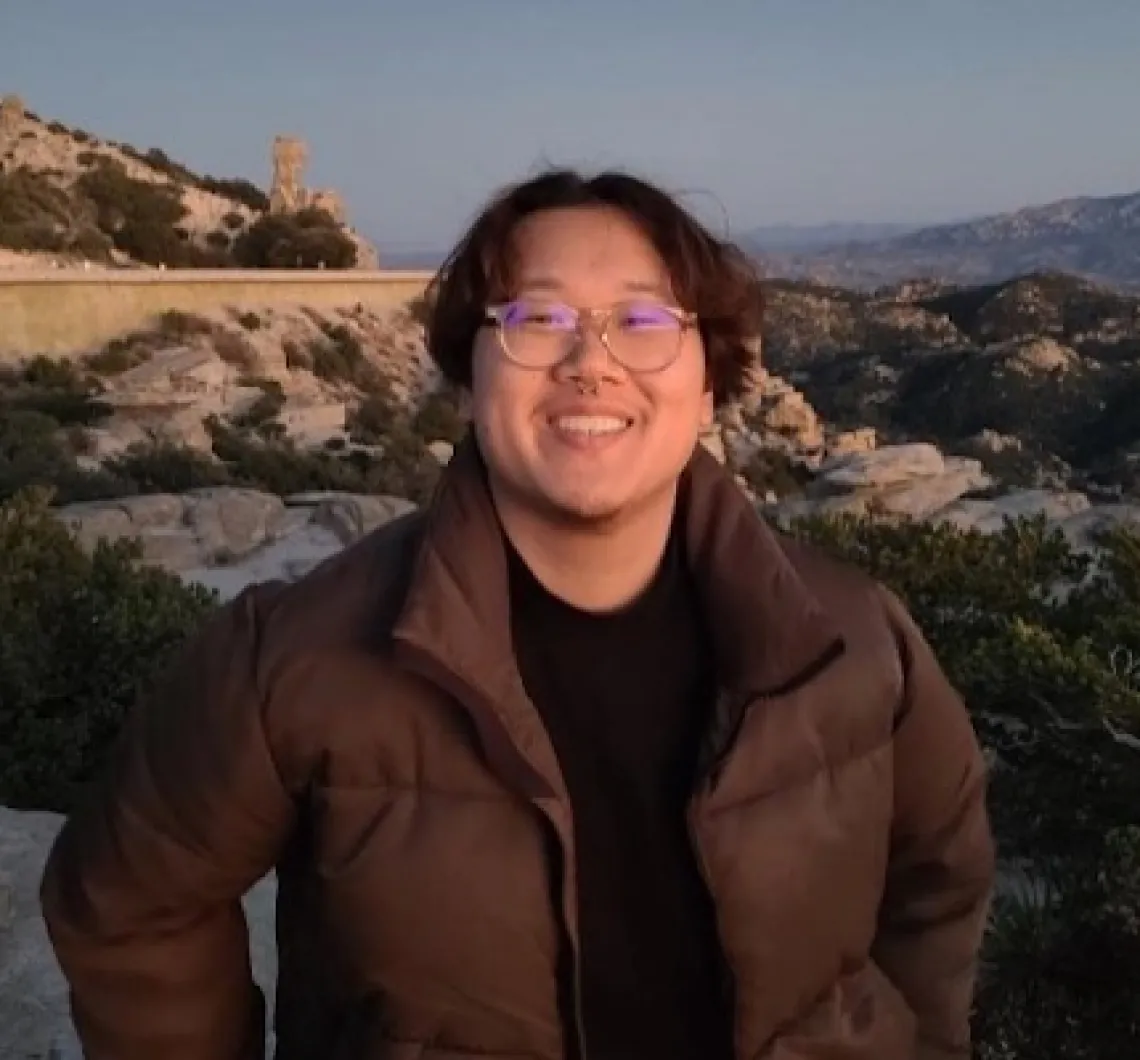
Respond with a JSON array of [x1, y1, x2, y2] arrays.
[[575, 379, 600, 397]]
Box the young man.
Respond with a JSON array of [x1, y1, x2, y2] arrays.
[[41, 169, 995, 1060]]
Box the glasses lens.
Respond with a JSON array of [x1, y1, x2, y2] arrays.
[[498, 300, 577, 366], [607, 301, 684, 371], [494, 299, 686, 371]]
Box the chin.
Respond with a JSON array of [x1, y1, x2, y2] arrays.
[[539, 487, 629, 526]]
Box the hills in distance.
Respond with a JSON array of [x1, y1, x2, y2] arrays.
[[744, 188, 1140, 290]]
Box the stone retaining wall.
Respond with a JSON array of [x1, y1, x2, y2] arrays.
[[0, 269, 433, 357]]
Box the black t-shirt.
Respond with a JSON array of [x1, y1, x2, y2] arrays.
[[506, 527, 734, 1060]]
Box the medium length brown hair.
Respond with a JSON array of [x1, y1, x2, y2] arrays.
[[423, 168, 764, 405]]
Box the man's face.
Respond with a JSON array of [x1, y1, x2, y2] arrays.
[[470, 205, 713, 527]]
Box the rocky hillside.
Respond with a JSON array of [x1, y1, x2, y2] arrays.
[[759, 270, 1140, 509], [753, 188, 1140, 289], [0, 94, 378, 269]]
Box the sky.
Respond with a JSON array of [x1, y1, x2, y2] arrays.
[[2, 0, 1138, 255]]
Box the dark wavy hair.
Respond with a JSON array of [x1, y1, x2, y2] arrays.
[[423, 168, 764, 405]]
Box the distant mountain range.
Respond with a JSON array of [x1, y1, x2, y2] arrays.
[[746, 189, 1140, 290], [738, 221, 926, 251], [375, 188, 1140, 291]]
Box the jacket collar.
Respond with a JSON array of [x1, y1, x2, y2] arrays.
[[390, 431, 843, 797]]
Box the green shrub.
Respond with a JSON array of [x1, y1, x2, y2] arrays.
[[348, 390, 401, 445], [0, 168, 77, 253], [199, 176, 269, 213], [232, 206, 357, 269], [212, 329, 259, 371], [85, 337, 152, 376], [739, 447, 812, 498], [309, 324, 383, 389], [203, 417, 439, 504], [141, 146, 197, 184], [0, 407, 129, 504], [230, 380, 285, 432], [412, 387, 467, 445], [0, 489, 217, 811], [156, 309, 214, 340], [1, 355, 112, 427], [71, 159, 231, 267], [105, 442, 231, 494]]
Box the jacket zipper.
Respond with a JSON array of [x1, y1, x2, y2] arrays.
[[549, 805, 590, 1060]]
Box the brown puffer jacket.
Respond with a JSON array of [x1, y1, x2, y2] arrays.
[[40, 436, 995, 1060]]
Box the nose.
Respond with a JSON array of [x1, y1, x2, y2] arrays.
[[553, 312, 623, 386]]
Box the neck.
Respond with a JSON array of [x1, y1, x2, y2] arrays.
[[491, 483, 679, 613]]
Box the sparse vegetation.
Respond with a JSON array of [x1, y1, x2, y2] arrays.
[[156, 309, 215, 340], [738, 446, 812, 498], [764, 272, 1140, 499], [198, 176, 269, 213], [308, 322, 384, 389], [212, 329, 259, 371], [0, 167, 108, 256], [0, 119, 350, 268], [232, 206, 357, 269]]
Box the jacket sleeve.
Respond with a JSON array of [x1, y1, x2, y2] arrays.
[[39, 583, 297, 1060], [871, 586, 997, 1060]]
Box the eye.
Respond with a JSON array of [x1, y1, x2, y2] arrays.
[[501, 301, 577, 329], [616, 303, 680, 331]]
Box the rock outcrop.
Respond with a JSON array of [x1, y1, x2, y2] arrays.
[[58, 488, 416, 599]]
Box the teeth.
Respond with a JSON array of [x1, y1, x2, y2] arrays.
[[555, 415, 629, 435]]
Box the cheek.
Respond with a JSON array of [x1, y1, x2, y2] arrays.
[[470, 340, 508, 424], [470, 342, 540, 436], [645, 346, 711, 428]]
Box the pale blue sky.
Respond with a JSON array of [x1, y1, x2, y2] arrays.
[[2, 0, 1138, 255]]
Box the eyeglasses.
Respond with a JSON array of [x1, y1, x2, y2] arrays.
[[484, 298, 697, 373]]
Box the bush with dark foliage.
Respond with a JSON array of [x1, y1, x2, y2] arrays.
[[0, 489, 217, 811], [232, 207, 357, 269]]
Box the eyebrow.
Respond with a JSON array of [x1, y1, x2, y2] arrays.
[[516, 277, 672, 297]]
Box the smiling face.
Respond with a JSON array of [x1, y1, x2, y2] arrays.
[[470, 205, 713, 529]]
